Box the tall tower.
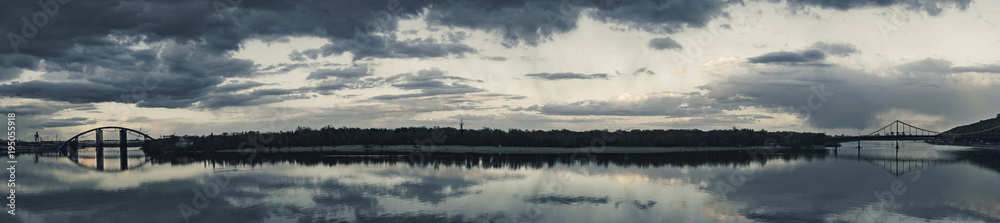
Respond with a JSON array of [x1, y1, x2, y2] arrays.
[[459, 119, 464, 131]]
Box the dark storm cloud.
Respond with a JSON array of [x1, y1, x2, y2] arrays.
[[539, 93, 737, 117], [0, 42, 257, 108], [509, 105, 540, 112], [1, 101, 96, 116], [482, 56, 507, 61], [0, 68, 21, 81], [747, 42, 857, 65], [0, 101, 98, 129], [370, 68, 498, 101], [0, 80, 128, 104], [523, 195, 609, 205], [618, 67, 656, 76], [306, 64, 372, 80], [423, 1, 582, 47], [299, 76, 388, 96], [36, 117, 96, 128], [381, 37, 477, 58], [809, 42, 858, 56], [197, 89, 308, 109], [588, 0, 730, 33], [0, 0, 974, 116], [785, 0, 970, 16], [648, 37, 683, 50], [0, 0, 965, 58], [0, 54, 40, 69], [642, 114, 774, 129], [525, 72, 609, 80], [747, 49, 827, 64], [952, 64, 1000, 73], [290, 37, 478, 60], [371, 82, 483, 100], [0, 54, 40, 81], [424, 0, 734, 47], [698, 61, 1000, 130]]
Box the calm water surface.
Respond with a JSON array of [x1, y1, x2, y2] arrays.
[[2, 142, 999, 223]]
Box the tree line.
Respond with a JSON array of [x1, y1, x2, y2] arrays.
[[146, 126, 829, 152]]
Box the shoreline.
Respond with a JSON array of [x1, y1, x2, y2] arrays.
[[208, 145, 826, 155]]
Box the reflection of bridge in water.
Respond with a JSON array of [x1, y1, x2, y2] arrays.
[[75, 153, 147, 159], [57, 126, 154, 172], [834, 147, 963, 176], [856, 156, 960, 176]]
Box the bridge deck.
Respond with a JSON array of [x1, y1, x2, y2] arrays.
[[828, 135, 937, 143]]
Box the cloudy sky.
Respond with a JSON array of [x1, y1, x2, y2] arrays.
[[2, 0, 999, 139]]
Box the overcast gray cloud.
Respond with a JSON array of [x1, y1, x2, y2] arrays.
[[0, 101, 98, 130], [747, 49, 828, 64], [642, 114, 775, 129], [648, 37, 683, 50], [307, 64, 373, 80], [0, 0, 990, 137], [747, 42, 858, 66], [699, 61, 1000, 130], [525, 72, 609, 80], [197, 89, 309, 109], [0, 41, 259, 109], [372, 68, 485, 100], [539, 93, 738, 117], [784, 0, 970, 16], [809, 42, 858, 56], [952, 64, 1000, 73], [36, 117, 97, 128], [0, 0, 969, 107]]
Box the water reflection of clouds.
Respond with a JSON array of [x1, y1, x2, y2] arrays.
[[717, 159, 1000, 222], [4, 147, 1000, 223]]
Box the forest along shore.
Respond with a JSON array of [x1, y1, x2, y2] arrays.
[[211, 145, 824, 155]]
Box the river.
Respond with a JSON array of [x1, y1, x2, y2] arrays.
[[1, 142, 999, 222]]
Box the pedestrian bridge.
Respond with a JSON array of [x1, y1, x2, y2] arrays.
[[828, 120, 1000, 149]]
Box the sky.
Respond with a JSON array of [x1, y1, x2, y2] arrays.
[[1, 0, 999, 140]]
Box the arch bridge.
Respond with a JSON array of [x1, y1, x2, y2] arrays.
[[57, 126, 154, 171]]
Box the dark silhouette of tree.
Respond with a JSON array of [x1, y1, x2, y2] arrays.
[[147, 126, 829, 152]]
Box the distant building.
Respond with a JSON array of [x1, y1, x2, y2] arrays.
[[176, 137, 193, 148], [996, 113, 999, 119]]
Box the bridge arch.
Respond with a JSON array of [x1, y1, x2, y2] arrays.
[[59, 126, 154, 151], [66, 126, 153, 141], [58, 126, 155, 171]]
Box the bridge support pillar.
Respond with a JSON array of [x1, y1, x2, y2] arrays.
[[120, 129, 128, 170], [69, 138, 78, 162], [95, 130, 104, 152], [95, 130, 104, 171], [96, 148, 104, 171]]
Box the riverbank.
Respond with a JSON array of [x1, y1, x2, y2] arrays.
[[210, 145, 826, 155]]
